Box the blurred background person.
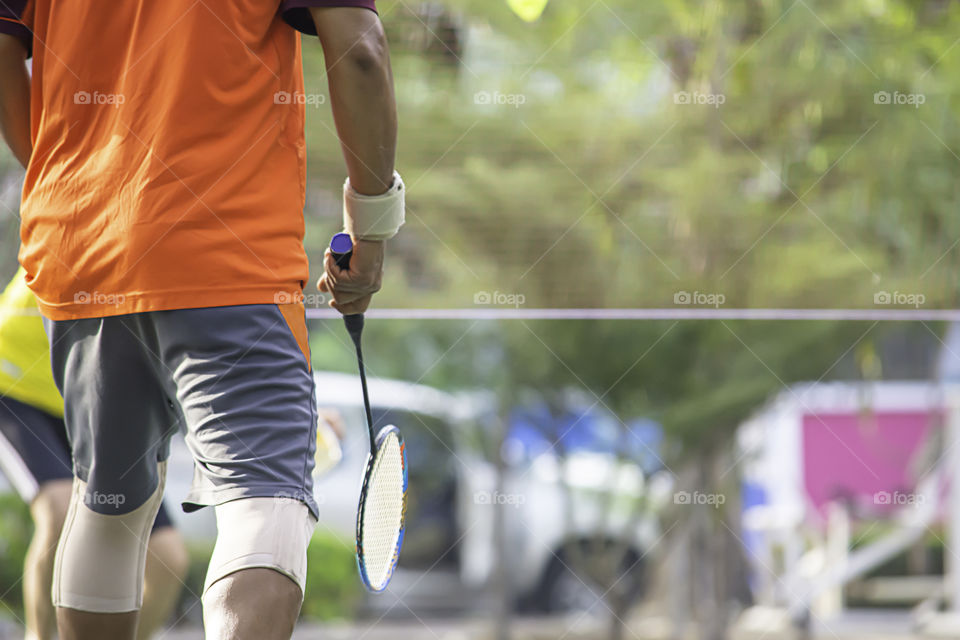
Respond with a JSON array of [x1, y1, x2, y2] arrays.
[[0, 269, 189, 640]]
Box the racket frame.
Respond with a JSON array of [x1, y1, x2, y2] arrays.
[[355, 424, 408, 592]]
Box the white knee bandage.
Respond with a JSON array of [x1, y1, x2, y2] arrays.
[[52, 464, 166, 612], [204, 497, 317, 596]]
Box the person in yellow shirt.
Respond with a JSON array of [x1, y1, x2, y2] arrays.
[[0, 269, 189, 640]]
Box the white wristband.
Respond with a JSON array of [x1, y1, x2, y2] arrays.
[[343, 171, 405, 241]]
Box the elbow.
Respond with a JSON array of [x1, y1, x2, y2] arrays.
[[344, 25, 390, 76]]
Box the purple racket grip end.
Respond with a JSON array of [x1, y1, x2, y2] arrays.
[[331, 233, 353, 270]]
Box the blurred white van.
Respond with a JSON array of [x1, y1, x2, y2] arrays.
[[145, 372, 662, 613]]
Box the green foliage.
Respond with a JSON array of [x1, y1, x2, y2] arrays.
[[295, 0, 960, 308], [301, 533, 363, 621], [180, 541, 214, 614], [0, 493, 31, 622], [311, 315, 932, 455], [300, 0, 958, 453]]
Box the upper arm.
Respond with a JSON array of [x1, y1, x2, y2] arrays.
[[280, 1, 377, 37], [0, 0, 30, 58], [0, 34, 27, 65]]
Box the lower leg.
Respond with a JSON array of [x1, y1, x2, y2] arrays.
[[56, 609, 138, 640], [202, 568, 302, 640], [136, 527, 189, 640], [23, 480, 72, 640]]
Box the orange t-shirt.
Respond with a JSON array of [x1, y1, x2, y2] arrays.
[[0, 0, 376, 320]]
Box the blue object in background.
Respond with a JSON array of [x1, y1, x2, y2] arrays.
[[740, 480, 768, 593], [504, 402, 664, 473], [624, 418, 665, 475]]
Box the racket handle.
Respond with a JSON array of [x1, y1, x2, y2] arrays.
[[330, 232, 353, 270], [329, 233, 365, 335], [344, 313, 364, 339]]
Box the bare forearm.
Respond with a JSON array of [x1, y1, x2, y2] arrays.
[[0, 35, 29, 168], [310, 7, 397, 196], [327, 48, 397, 195]]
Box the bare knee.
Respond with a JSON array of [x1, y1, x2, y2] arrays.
[[200, 498, 315, 640], [203, 568, 302, 640], [205, 567, 302, 608]]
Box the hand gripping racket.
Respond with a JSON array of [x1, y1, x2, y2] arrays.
[[330, 233, 408, 592]]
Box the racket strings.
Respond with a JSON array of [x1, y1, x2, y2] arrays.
[[361, 433, 405, 590]]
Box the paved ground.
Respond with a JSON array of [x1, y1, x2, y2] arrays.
[[0, 620, 934, 640], [118, 623, 939, 640], [0, 612, 940, 639]]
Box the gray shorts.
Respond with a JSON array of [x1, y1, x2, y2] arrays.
[[45, 303, 318, 518]]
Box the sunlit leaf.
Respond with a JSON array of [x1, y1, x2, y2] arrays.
[[506, 0, 549, 22]]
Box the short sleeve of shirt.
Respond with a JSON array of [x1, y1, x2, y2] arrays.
[[280, 1, 377, 36], [0, 0, 31, 55]]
